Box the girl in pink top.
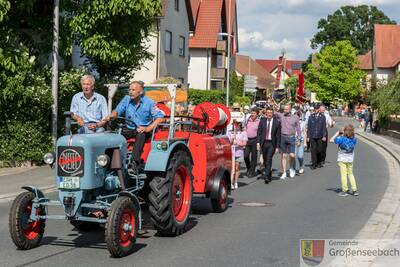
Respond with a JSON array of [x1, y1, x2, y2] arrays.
[[227, 121, 248, 189]]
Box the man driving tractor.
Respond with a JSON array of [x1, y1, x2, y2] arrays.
[[102, 80, 164, 171]]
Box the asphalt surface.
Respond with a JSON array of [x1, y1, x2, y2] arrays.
[[0, 128, 390, 267]]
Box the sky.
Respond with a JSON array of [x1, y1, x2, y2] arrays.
[[237, 0, 400, 61]]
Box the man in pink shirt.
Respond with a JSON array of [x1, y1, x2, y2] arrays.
[[244, 108, 260, 177]]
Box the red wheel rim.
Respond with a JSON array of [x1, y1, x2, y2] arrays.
[[172, 166, 191, 223], [219, 179, 227, 209], [22, 202, 41, 240], [119, 208, 135, 247]]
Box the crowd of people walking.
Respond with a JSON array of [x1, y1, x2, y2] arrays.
[[226, 101, 359, 197]]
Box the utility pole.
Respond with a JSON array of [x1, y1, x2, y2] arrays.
[[51, 0, 60, 145]]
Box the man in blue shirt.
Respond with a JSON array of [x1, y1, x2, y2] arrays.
[[103, 81, 164, 166], [70, 74, 108, 133]]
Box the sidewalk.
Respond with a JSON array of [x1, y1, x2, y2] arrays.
[[0, 166, 55, 201], [345, 124, 400, 266]]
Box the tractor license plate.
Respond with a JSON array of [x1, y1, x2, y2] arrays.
[[59, 177, 80, 189]]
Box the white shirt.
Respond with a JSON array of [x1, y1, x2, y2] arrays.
[[324, 111, 333, 127], [265, 118, 274, 140]]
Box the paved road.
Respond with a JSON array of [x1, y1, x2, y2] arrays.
[[0, 129, 389, 267]]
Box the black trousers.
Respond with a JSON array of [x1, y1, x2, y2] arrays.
[[310, 138, 323, 167], [262, 141, 275, 180], [122, 129, 152, 163], [321, 132, 328, 163], [244, 137, 258, 174]]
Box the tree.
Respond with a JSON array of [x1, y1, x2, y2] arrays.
[[305, 40, 365, 103], [284, 75, 298, 101], [311, 5, 396, 54], [369, 73, 400, 121], [229, 70, 244, 103], [65, 0, 161, 80]]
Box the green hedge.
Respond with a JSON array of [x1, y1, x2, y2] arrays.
[[188, 89, 225, 105], [0, 65, 87, 163]]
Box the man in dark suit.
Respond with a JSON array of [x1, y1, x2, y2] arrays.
[[257, 107, 281, 183]]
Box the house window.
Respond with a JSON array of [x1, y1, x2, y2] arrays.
[[211, 81, 224, 90], [165, 31, 172, 53], [216, 54, 225, 68], [292, 63, 302, 70], [175, 0, 179, 11], [179, 36, 185, 57]]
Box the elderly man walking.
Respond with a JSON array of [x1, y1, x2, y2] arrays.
[[273, 103, 301, 179], [307, 105, 327, 169]]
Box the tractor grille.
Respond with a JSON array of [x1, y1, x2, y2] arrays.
[[57, 146, 84, 177]]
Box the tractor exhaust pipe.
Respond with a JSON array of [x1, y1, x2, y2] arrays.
[[111, 149, 126, 190]]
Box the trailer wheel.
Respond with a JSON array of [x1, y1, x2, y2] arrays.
[[148, 150, 193, 236], [9, 192, 46, 250], [105, 196, 138, 258], [211, 177, 228, 213]]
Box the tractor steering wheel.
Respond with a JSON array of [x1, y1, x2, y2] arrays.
[[108, 116, 137, 133]]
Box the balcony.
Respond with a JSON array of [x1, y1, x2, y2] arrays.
[[216, 40, 227, 52], [211, 68, 226, 79]]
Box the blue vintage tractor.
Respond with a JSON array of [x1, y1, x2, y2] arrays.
[[8, 84, 232, 257]]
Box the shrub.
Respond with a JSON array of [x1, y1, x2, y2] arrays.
[[188, 89, 225, 105]]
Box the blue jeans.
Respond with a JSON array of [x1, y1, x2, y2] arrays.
[[295, 141, 304, 169]]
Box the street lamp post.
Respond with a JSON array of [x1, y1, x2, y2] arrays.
[[226, 0, 232, 107], [51, 0, 60, 146]]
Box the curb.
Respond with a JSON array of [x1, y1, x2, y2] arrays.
[[0, 166, 40, 177], [0, 185, 57, 203], [354, 132, 400, 265], [356, 132, 400, 165]]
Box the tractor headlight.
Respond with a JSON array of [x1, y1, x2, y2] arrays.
[[97, 154, 109, 167], [161, 141, 168, 151], [43, 152, 55, 165]]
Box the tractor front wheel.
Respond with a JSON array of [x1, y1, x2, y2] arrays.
[[9, 192, 46, 250], [105, 196, 139, 258], [148, 151, 193, 236]]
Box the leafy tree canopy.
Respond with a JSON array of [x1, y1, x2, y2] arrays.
[[311, 5, 396, 54], [369, 73, 400, 120], [305, 40, 365, 103]]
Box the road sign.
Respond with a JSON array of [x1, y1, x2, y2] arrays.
[[244, 75, 257, 89], [245, 88, 257, 93]]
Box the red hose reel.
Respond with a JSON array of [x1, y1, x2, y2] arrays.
[[193, 102, 231, 130]]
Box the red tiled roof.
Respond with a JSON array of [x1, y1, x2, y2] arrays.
[[189, 0, 223, 48], [256, 59, 305, 76], [190, 0, 201, 23], [375, 24, 400, 68], [189, 0, 237, 51], [236, 54, 275, 89], [358, 50, 373, 70]]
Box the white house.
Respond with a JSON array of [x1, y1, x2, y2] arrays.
[[359, 24, 400, 88], [133, 0, 195, 85], [188, 0, 239, 90]]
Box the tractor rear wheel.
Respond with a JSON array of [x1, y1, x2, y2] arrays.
[[105, 196, 139, 258], [9, 192, 46, 250], [148, 151, 193, 236], [211, 177, 229, 213]]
